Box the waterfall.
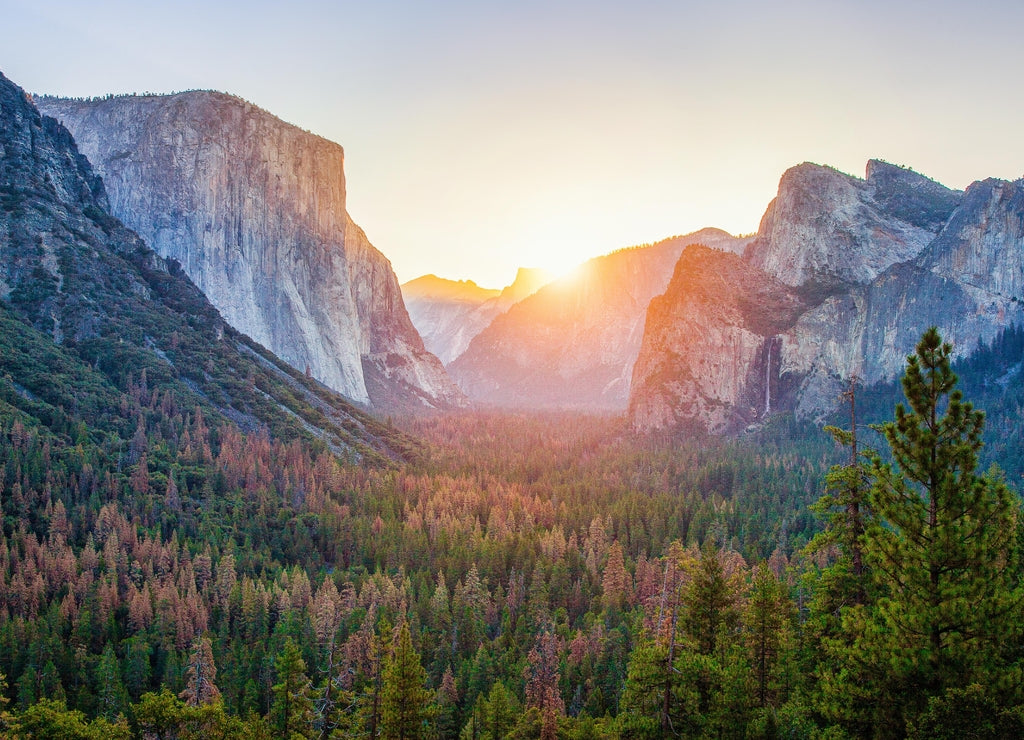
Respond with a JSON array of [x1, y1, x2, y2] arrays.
[[764, 338, 772, 417]]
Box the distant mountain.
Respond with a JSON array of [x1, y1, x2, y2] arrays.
[[449, 229, 753, 409], [402, 267, 551, 364], [403, 275, 502, 304], [494, 267, 555, 304], [630, 160, 1024, 433], [36, 92, 464, 412], [0, 70, 406, 461]]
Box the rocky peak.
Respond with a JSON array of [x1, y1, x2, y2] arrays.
[[1, 75, 106, 217], [37, 91, 464, 411], [498, 267, 554, 303], [745, 161, 941, 295], [684, 226, 756, 254], [630, 245, 805, 434], [865, 159, 963, 231]]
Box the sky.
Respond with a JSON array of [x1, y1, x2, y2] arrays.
[[3, 0, 1024, 288]]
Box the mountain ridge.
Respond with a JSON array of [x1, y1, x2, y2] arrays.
[[402, 266, 553, 365]]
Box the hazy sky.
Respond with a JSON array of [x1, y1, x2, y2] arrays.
[[3, 0, 1024, 287]]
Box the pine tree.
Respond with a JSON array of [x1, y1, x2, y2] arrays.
[[94, 643, 129, 720], [744, 563, 787, 709], [0, 670, 11, 731], [684, 541, 740, 657], [811, 376, 871, 610], [601, 541, 633, 611], [524, 630, 564, 740], [828, 328, 1023, 730], [481, 679, 519, 740], [359, 615, 393, 738], [434, 666, 460, 740], [271, 637, 314, 739], [180, 636, 221, 707], [124, 635, 152, 701], [380, 622, 433, 740], [619, 634, 699, 738], [428, 572, 454, 675]]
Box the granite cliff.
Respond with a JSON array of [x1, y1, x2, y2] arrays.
[[630, 161, 1024, 433], [37, 92, 464, 411], [449, 229, 753, 409]]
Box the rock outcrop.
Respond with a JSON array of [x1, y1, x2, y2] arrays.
[[402, 268, 551, 365], [449, 229, 753, 409], [37, 92, 464, 411], [630, 161, 1024, 433]]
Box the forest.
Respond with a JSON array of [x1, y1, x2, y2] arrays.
[[1, 327, 1023, 739]]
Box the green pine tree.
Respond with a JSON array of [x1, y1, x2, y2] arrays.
[[94, 644, 129, 720], [810, 377, 872, 613], [744, 563, 788, 710], [0, 670, 11, 732], [618, 634, 700, 738], [123, 636, 152, 701], [271, 637, 314, 739], [825, 328, 1023, 732], [481, 679, 519, 740], [380, 623, 433, 740]]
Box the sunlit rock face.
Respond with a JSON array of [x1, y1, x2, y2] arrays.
[[449, 229, 753, 409], [629, 246, 805, 433], [631, 161, 1024, 433], [38, 92, 464, 410], [402, 268, 551, 365]]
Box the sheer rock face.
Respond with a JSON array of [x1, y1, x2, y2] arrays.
[[631, 162, 1024, 433], [37, 92, 464, 411], [449, 229, 753, 410], [629, 246, 805, 433]]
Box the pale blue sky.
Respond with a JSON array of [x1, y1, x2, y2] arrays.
[[3, 0, 1023, 286]]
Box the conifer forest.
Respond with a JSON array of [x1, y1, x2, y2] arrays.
[[3, 320, 1024, 738]]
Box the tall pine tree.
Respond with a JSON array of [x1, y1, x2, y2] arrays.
[[271, 637, 314, 739], [826, 328, 1023, 732], [380, 622, 433, 740], [180, 637, 221, 708]]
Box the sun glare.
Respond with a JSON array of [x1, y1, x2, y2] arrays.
[[535, 250, 588, 285]]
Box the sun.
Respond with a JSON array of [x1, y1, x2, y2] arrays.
[[538, 253, 586, 284]]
